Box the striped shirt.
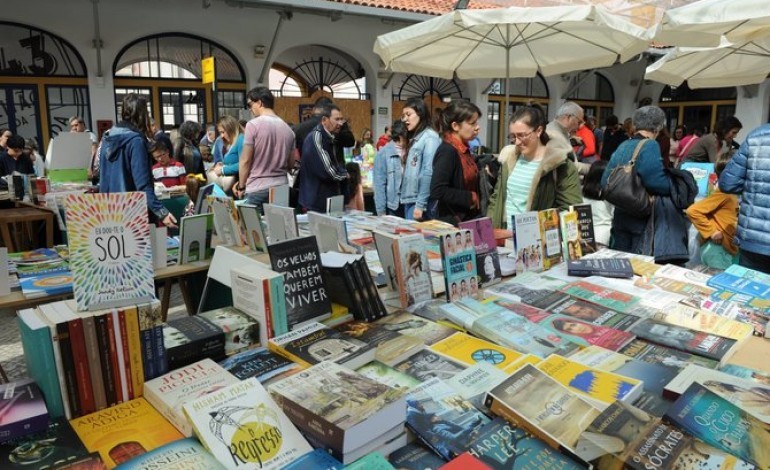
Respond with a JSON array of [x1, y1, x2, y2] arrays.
[[152, 161, 186, 187], [505, 158, 539, 222]]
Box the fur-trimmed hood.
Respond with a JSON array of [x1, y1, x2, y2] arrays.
[[496, 131, 573, 175]]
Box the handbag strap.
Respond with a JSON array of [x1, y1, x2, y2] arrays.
[[628, 138, 649, 166]]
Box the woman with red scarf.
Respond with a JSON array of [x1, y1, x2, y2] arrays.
[[429, 100, 482, 225]]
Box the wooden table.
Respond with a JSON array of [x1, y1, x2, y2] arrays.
[[0, 207, 54, 252]]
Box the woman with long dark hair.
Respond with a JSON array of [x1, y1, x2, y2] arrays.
[[400, 97, 440, 220], [683, 116, 742, 164]]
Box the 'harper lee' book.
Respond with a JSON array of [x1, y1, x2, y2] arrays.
[[0, 418, 92, 469], [664, 382, 770, 468], [143, 358, 239, 437], [484, 364, 600, 466], [267, 361, 406, 463], [567, 258, 633, 278], [268, 235, 332, 328], [184, 378, 312, 470], [268, 321, 376, 370], [70, 398, 183, 469], [114, 438, 224, 470], [219, 347, 304, 386], [585, 400, 755, 470], [0, 378, 49, 443], [65, 192, 155, 311]]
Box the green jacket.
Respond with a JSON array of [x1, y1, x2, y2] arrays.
[[487, 138, 583, 229]]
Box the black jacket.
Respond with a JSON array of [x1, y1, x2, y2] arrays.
[[429, 142, 479, 225], [0, 150, 34, 176]]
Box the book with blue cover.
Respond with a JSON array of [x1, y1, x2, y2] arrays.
[[680, 162, 715, 200], [707, 271, 770, 300], [19, 272, 73, 298], [114, 438, 224, 469]]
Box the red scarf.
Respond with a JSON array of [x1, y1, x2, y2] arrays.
[[444, 133, 478, 194]]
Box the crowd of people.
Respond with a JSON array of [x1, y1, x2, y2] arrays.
[[2, 90, 769, 274]]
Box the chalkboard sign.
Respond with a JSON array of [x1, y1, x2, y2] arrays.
[[268, 235, 331, 329]]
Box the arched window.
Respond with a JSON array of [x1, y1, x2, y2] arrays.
[[565, 72, 615, 125], [113, 34, 246, 128], [0, 21, 90, 150], [274, 57, 366, 99], [486, 74, 550, 152]]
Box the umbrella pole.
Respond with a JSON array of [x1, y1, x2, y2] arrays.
[[503, 44, 510, 145]]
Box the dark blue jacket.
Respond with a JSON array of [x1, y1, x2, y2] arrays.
[[298, 123, 348, 212], [99, 122, 168, 221], [720, 123, 770, 256], [644, 168, 697, 263]]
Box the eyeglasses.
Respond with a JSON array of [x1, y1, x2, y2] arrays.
[[573, 114, 585, 125], [509, 130, 535, 143]]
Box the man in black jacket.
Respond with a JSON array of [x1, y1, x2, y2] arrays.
[[293, 97, 355, 185]]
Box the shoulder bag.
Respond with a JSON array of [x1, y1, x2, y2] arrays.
[[602, 138, 653, 217]]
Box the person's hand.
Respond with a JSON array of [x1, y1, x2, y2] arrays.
[[162, 213, 178, 229], [214, 163, 223, 176], [233, 186, 244, 199], [413, 207, 423, 220], [710, 231, 723, 243]]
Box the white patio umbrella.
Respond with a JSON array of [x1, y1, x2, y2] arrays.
[[656, 0, 770, 47], [374, 5, 652, 124], [645, 36, 770, 89]]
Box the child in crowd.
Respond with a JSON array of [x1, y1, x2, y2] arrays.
[[581, 160, 613, 246], [183, 174, 204, 216], [150, 139, 186, 188], [345, 161, 364, 211], [685, 153, 739, 269]]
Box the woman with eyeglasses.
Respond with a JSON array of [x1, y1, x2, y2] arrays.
[[487, 105, 582, 229]]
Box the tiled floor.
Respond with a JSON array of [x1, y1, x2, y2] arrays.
[[0, 284, 189, 381]]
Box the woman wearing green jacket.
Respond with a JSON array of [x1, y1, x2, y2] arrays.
[[487, 105, 582, 229]]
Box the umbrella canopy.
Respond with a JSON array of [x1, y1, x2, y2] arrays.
[[645, 36, 770, 89], [374, 5, 652, 80], [656, 0, 770, 47]]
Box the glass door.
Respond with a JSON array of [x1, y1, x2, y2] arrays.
[[0, 85, 42, 147], [159, 88, 205, 130]]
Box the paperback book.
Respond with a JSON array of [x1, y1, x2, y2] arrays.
[[438, 229, 478, 302], [336, 320, 423, 366], [268, 321, 375, 370], [630, 318, 737, 365], [237, 204, 267, 253], [0, 378, 49, 443], [163, 315, 226, 371], [178, 213, 214, 264], [707, 271, 770, 300], [445, 362, 508, 412], [208, 195, 245, 247], [550, 298, 642, 332], [388, 443, 446, 470], [219, 347, 304, 385], [567, 258, 633, 278], [512, 212, 544, 273], [393, 349, 467, 382], [485, 271, 569, 310], [263, 203, 298, 244], [560, 280, 641, 313], [560, 209, 583, 261], [356, 360, 422, 390], [571, 203, 597, 255], [619, 339, 720, 371], [392, 234, 433, 308], [198, 307, 261, 356], [429, 332, 523, 371], [113, 438, 224, 470], [0, 418, 92, 469], [538, 208, 564, 269], [373, 312, 455, 346]]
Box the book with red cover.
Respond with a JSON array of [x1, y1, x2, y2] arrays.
[[439, 453, 492, 470]]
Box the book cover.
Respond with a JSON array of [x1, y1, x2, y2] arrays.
[[344, 451, 395, 470], [268, 236, 332, 329], [439, 229, 478, 302], [219, 347, 303, 385], [392, 234, 434, 308], [356, 360, 422, 390], [405, 377, 490, 461], [513, 212, 543, 273], [707, 271, 770, 300], [268, 321, 375, 370], [538, 209, 563, 270], [567, 258, 633, 278], [651, 302, 754, 341], [49, 453, 106, 469], [484, 364, 600, 463], [198, 307, 260, 356], [458, 217, 496, 254], [281, 448, 343, 470], [631, 318, 737, 365], [485, 272, 569, 310], [388, 442, 446, 469], [263, 203, 298, 244], [586, 400, 754, 469], [307, 211, 356, 254], [70, 398, 183, 469], [184, 378, 312, 469], [654, 264, 713, 289], [561, 280, 641, 313], [163, 316, 226, 371], [143, 358, 239, 436], [467, 417, 585, 469], [19, 273, 73, 298], [374, 312, 455, 347], [113, 438, 224, 469], [8, 248, 60, 264], [680, 161, 716, 200], [550, 298, 642, 332], [535, 354, 643, 408], [267, 361, 406, 458], [664, 382, 770, 468], [429, 332, 523, 371], [476, 251, 502, 288], [0, 378, 49, 443], [15, 260, 69, 278], [17, 308, 65, 418], [238, 204, 267, 253], [178, 213, 214, 264], [445, 362, 508, 412], [0, 417, 93, 469], [337, 320, 423, 366], [393, 349, 467, 382], [64, 192, 154, 311], [208, 196, 245, 247], [231, 263, 288, 342], [571, 203, 597, 255], [559, 209, 583, 261], [619, 338, 720, 371], [719, 364, 770, 387]]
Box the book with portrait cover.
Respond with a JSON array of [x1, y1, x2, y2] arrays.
[[458, 217, 496, 255], [630, 318, 738, 365], [237, 204, 267, 253], [512, 211, 544, 274], [70, 398, 183, 469], [184, 378, 311, 470], [393, 349, 467, 383], [619, 339, 719, 371], [585, 400, 755, 470], [219, 347, 304, 386], [268, 321, 375, 370], [113, 438, 224, 470], [485, 271, 569, 310], [664, 382, 770, 468], [267, 361, 406, 463], [550, 298, 642, 332], [438, 229, 478, 302], [268, 235, 331, 329], [143, 358, 239, 437], [392, 234, 434, 308], [0, 418, 93, 469], [65, 192, 154, 311], [484, 364, 601, 466]]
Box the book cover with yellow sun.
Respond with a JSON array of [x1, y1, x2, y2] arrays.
[[69, 397, 183, 469], [183, 378, 311, 469]]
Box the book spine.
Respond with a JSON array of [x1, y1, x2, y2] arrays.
[[140, 327, 155, 381], [153, 325, 168, 376], [81, 316, 107, 411], [68, 318, 95, 415], [124, 308, 145, 397], [118, 309, 134, 400], [17, 311, 65, 418], [271, 275, 289, 336], [109, 310, 128, 403], [392, 241, 409, 308], [94, 314, 117, 407], [266, 342, 313, 368], [56, 321, 80, 418], [359, 258, 388, 321], [0, 413, 49, 442], [346, 263, 372, 321], [567, 267, 630, 278], [262, 278, 274, 341], [272, 393, 343, 455]]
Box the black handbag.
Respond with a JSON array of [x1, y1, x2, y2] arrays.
[[602, 139, 653, 216]]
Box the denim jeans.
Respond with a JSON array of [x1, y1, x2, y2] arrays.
[[245, 189, 270, 215]]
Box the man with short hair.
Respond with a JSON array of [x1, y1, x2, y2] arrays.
[[0, 135, 35, 176], [298, 104, 349, 212], [234, 86, 295, 213], [547, 101, 584, 149], [70, 116, 99, 183]]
